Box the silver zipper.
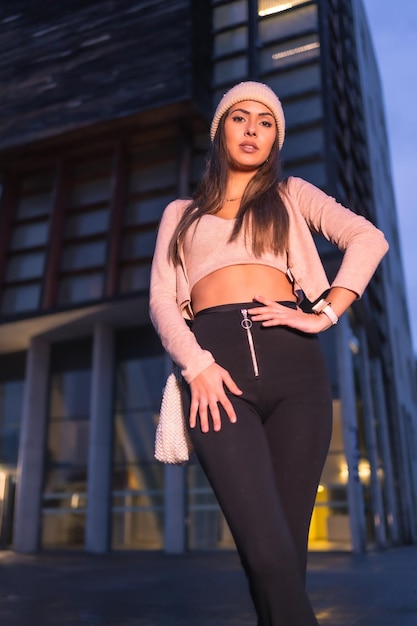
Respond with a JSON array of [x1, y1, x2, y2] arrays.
[[241, 309, 259, 377]]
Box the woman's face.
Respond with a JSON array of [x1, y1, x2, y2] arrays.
[[223, 100, 277, 171]]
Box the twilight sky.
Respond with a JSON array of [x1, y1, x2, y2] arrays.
[[362, 0, 417, 354]]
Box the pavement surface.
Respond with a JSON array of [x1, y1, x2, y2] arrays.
[[0, 546, 417, 625]]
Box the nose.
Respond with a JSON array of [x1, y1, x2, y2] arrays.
[[244, 124, 257, 137]]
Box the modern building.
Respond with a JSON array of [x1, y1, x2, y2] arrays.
[[0, 0, 416, 554]]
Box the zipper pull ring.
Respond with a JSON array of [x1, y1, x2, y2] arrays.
[[241, 308, 253, 329]]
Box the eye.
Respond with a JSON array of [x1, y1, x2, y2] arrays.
[[260, 120, 273, 128], [231, 115, 246, 123]]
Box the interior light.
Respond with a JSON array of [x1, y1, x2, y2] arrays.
[[340, 460, 372, 484], [340, 462, 349, 483], [0, 470, 6, 502], [259, 3, 293, 17], [71, 493, 80, 508], [317, 484, 325, 493], [358, 460, 371, 482], [272, 42, 320, 62]]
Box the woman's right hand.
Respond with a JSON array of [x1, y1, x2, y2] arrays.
[[189, 363, 243, 433]]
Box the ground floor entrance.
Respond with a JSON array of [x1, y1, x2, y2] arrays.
[[0, 299, 412, 554]]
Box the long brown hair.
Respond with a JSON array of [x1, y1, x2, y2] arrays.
[[168, 111, 289, 264]]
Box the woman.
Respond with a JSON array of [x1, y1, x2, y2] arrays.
[[150, 81, 389, 625]]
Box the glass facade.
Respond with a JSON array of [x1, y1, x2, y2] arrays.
[[1, 0, 415, 556], [42, 339, 92, 549], [1, 171, 53, 314], [111, 329, 166, 550], [0, 380, 24, 466]]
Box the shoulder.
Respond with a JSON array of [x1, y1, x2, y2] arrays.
[[158, 197, 193, 229], [281, 176, 330, 201], [162, 197, 192, 219]]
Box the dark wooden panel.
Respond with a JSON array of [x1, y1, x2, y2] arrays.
[[0, 0, 211, 151]]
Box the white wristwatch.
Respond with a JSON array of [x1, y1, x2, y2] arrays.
[[312, 299, 338, 326]]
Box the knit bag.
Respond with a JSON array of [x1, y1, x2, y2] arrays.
[[154, 372, 193, 465]]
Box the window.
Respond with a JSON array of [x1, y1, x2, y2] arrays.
[[57, 157, 111, 306], [258, 0, 309, 17], [213, 0, 247, 30], [0, 379, 24, 465], [1, 171, 53, 314], [111, 328, 166, 550], [119, 151, 177, 294], [42, 338, 92, 549]]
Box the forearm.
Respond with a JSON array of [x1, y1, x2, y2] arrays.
[[313, 287, 358, 332]]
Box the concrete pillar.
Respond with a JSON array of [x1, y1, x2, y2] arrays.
[[357, 328, 387, 548], [13, 337, 50, 553], [85, 323, 114, 553], [162, 353, 187, 554], [336, 316, 367, 553], [164, 464, 187, 553], [372, 358, 400, 544]]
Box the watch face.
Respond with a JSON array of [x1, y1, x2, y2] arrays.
[[312, 298, 328, 313]]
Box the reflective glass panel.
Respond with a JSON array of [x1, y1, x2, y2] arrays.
[[0, 381, 24, 465], [69, 178, 111, 207], [16, 191, 52, 220], [10, 222, 49, 250], [125, 195, 172, 227], [213, 0, 247, 29], [128, 163, 176, 194], [57, 273, 104, 305], [119, 263, 151, 293], [111, 343, 166, 550], [213, 56, 248, 85], [122, 230, 157, 261], [214, 26, 247, 56], [61, 241, 106, 271], [1, 284, 41, 314], [42, 368, 91, 549], [267, 64, 321, 98], [5, 252, 45, 281], [64, 209, 110, 238]]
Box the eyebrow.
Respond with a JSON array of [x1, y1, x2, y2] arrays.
[[230, 107, 274, 118]]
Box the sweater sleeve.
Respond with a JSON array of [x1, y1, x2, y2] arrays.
[[149, 200, 215, 383], [289, 177, 389, 297]]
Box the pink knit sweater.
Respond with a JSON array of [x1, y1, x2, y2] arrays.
[[149, 176, 389, 382]]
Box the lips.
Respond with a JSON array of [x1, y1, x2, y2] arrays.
[[239, 141, 258, 152]]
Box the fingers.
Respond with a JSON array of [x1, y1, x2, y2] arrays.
[[250, 300, 327, 334], [249, 300, 291, 325], [189, 364, 242, 433]]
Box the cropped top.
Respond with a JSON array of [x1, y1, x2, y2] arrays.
[[149, 176, 389, 383], [183, 214, 288, 291]]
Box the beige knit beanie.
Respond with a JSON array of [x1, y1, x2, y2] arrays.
[[210, 81, 285, 150]]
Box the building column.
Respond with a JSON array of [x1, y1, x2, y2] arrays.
[[336, 316, 367, 553], [85, 323, 114, 553], [13, 337, 50, 553], [164, 465, 187, 553], [357, 328, 387, 548], [371, 358, 400, 544], [161, 353, 187, 554]]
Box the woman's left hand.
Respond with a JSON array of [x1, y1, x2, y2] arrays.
[[250, 295, 331, 333]]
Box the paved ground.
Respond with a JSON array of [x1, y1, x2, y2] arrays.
[[0, 546, 417, 625]]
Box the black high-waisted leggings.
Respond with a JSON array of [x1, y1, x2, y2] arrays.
[[181, 302, 332, 626]]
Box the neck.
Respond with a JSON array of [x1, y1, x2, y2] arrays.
[[225, 170, 255, 202]]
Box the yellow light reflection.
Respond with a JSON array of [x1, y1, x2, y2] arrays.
[[272, 42, 320, 62], [0, 469, 6, 502], [259, 2, 293, 16], [340, 460, 372, 484]]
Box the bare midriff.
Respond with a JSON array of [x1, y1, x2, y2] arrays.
[[191, 264, 295, 314]]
